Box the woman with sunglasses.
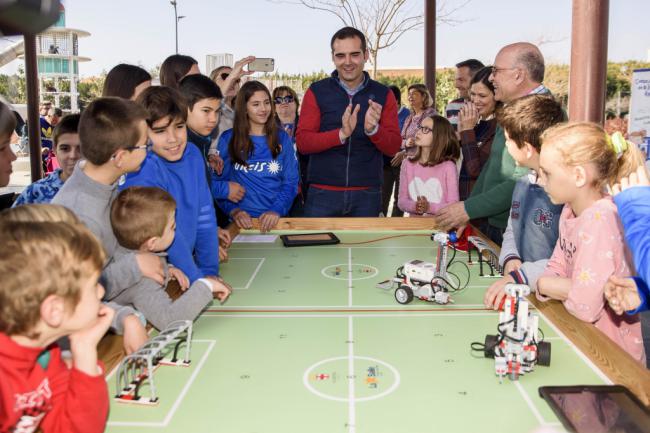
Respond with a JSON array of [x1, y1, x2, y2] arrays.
[[272, 86, 308, 216], [211, 81, 299, 233]]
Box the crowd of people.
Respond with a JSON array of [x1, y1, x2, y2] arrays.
[[0, 25, 649, 432]]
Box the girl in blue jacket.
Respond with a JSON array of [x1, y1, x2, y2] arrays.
[[606, 164, 650, 314], [212, 81, 299, 232]]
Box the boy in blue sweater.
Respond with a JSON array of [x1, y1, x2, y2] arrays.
[[179, 73, 244, 239], [121, 86, 227, 289], [211, 81, 299, 232], [484, 95, 565, 309]]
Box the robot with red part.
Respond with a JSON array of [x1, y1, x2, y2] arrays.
[[477, 284, 551, 381], [378, 232, 468, 305]]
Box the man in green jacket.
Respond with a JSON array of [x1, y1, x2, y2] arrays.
[[434, 42, 550, 245]]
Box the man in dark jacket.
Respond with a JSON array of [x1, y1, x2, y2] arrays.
[[296, 27, 401, 217]]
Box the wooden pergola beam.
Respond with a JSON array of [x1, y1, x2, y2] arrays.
[[568, 0, 609, 123], [424, 0, 436, 103]]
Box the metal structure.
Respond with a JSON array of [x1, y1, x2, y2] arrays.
[[26, 4, 91, 112], [114, 320, 194, 405]]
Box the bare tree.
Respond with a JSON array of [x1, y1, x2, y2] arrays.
[[273, 0, 469, 78]]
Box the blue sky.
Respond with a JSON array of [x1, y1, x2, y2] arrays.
[[1, 0, 649, 77]]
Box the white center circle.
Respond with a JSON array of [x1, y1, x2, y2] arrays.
[[321, 264, 379, 281], [303, 356, 400, 402]]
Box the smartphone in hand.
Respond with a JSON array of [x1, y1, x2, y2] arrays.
[[248, 58, 275, 72]]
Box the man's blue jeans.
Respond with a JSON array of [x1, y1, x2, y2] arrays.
[[303, 185, 382, 217]]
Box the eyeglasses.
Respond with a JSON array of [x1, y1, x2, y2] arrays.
[[220, 73, 240, 84], [125, 139, 153, 152], [274, 95, 295, 104], [417, 125, 433, 134], [490, 66, 518, 76]]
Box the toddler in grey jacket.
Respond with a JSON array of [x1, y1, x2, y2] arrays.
[[109, 186, 231, 330]]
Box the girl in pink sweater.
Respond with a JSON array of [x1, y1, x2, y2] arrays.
[[398, 115, 460, 216], [536, 122, 646, 363]]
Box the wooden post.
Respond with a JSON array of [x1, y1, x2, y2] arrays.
[[568, 0, 609, 123], [23, 33, 43, 182], [424, 0, 436, 106]]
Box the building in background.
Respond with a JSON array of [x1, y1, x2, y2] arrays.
[[31, 4, 90, 112], [206, 53, 233, 75]]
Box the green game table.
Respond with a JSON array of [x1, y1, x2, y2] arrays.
[[104, 218, 650, 433]]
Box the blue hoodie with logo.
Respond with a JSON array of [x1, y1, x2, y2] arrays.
[[211, 129, 299, 217]]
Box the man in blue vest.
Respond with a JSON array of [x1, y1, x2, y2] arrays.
[[296, 26, 401, 217]]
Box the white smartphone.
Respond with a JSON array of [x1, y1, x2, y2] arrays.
[[249, 58, 275, 72]]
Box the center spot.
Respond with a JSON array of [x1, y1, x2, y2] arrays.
[[303, 356, 400, 402], [322, 264, 379, 281]]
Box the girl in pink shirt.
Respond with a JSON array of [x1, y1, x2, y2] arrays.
[[398, 115, 460, 216], [536, 122, 646, 363]]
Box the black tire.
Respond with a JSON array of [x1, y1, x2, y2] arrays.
[[537, 341, 551, 366], [395, 285, 414, 304], [484, 334, 498, 358]]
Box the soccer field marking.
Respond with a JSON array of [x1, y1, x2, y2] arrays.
[[302, 355, 401, 404], [202, 312, 496, 318], [106, 339, 216, 428], [320, 263, 379, 282], [215, 303, 487, 310], [228, 257, 265, 289], [514, 381, 563, 427], [348, 316, 356, 433], [535, 309, 611, 384], [348, 248, 352, 307]]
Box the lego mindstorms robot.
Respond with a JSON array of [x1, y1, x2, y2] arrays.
[[473, 284, 551, 381], [377, 232, 470, 305]]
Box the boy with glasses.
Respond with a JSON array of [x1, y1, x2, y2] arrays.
[[52, 97, 157, 354]]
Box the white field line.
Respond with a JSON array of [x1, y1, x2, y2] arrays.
[[348, 248, 353, 307], [347, 316, 356, 433], [106, 340, 216, 428], [514, 381, 559, 426], [536, 309, 611, 383], [215, 304, 487, 310], [201, 312, 496, 319], [227, 257, 265, 289]]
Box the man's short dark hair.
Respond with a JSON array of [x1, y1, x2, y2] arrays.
[[389, 85, 402, 105], [136, 86, 188, 127], [330, 26, 367, 53], [53, 114, 80, 148], [178, 74, 223, 110], [455, 59, 485, 76], [79, 98, 147, 165]]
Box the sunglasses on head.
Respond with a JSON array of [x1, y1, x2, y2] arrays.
[[274, 95, 295, 104], [219, 72, 240, 84]]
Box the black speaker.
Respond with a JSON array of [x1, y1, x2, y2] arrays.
[[0, 0, 61, 36]]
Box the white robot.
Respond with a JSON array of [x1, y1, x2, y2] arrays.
[[481, 284, 551, 381], [378, 232, 456, 305]]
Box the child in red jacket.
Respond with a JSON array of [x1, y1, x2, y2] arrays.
[[0, 204, 113, 433]]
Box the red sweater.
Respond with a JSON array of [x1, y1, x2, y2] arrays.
[[0, 332, 109, 433]]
